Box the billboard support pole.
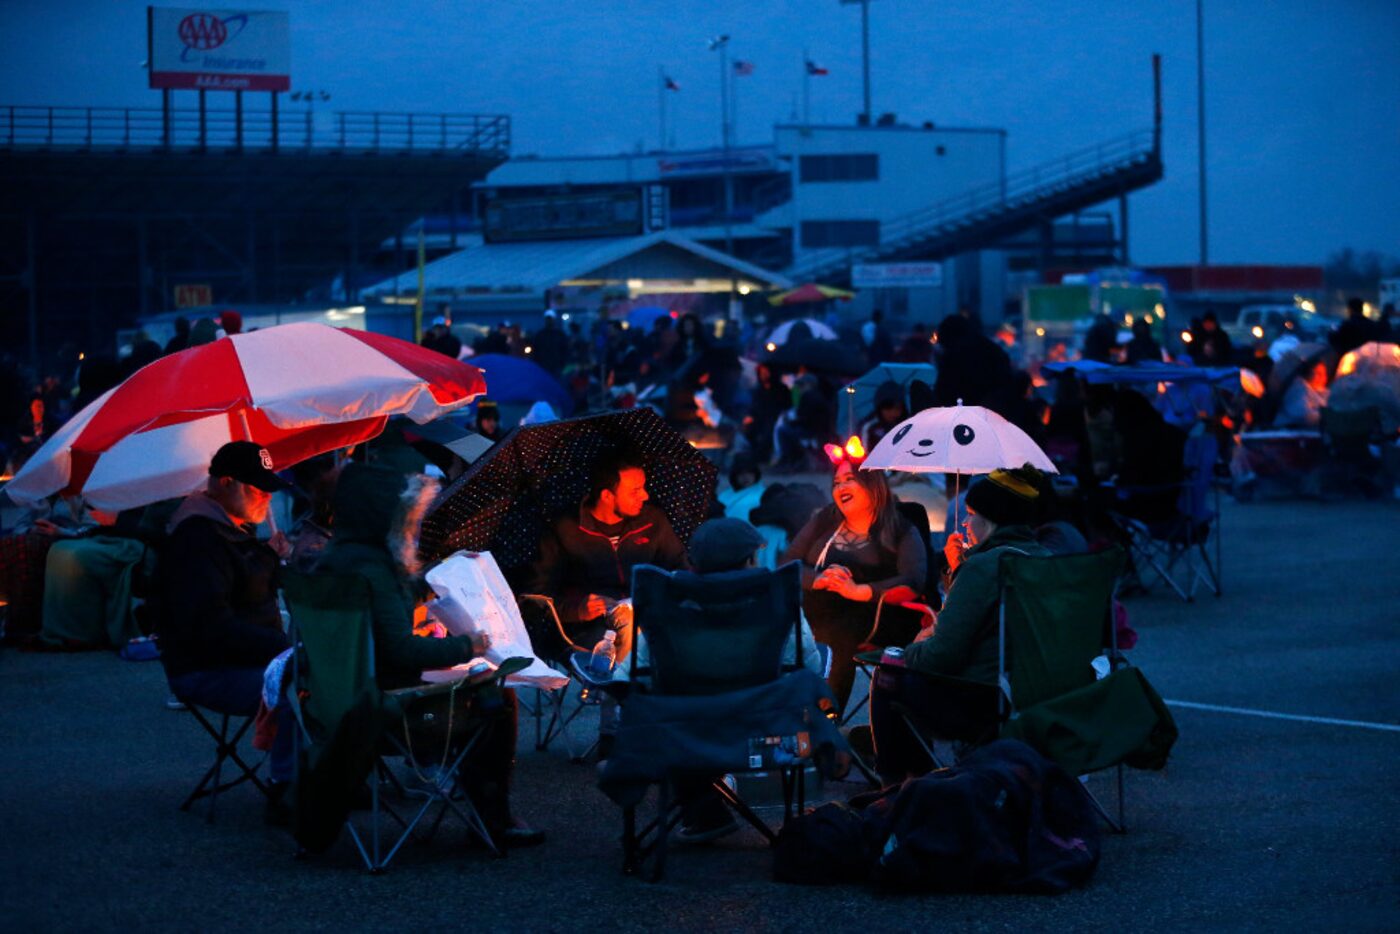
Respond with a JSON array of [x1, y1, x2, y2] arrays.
[[235, 90, 243, 151], [198, 89, 207, 151], [270, 92, 279, 152], [162, 89, 172, 150]]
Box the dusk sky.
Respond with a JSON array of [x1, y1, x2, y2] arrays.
[[3, 0, 1396, 268]]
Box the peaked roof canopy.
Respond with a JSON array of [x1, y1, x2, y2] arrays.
[[363, 231, 791, 300]]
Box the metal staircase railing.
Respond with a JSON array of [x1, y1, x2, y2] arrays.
[[789, 128, 1158, 280]]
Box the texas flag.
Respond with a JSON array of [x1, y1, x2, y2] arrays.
[[663, 75, 680, 91], [805, 59, 829, 76], [733, 60, 755, 77]]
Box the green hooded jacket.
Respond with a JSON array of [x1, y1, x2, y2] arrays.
[[903, 525, 1049, 683], [316, 463, 473, 690]]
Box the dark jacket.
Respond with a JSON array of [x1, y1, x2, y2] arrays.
[[155, 493, 287, 678], [530, 502, 687, 624], [903, 525, 1050, 683], [782, 505, 926, 601], [316, 464, 474, 690]]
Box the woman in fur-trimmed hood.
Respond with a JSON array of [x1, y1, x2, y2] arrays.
[[316, 462, 544, 846], [315, 462, 476, 690]]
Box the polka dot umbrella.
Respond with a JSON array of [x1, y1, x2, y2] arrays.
[[419, 407, 718, 570]]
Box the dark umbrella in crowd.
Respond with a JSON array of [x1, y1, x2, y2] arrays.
[[1267, 342, 1330, 395], [419, 407, 718, 568]]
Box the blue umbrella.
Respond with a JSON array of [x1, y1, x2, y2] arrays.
[[1042, 360, 1239, 388], [468, 354, 574, 415], [628, 306, 672, 330], [838, 362, 939, 437]]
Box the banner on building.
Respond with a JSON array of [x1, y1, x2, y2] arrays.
[[148, 7, 291, 91], [852, 262, 943, 289], [174, 284, 213, 308]]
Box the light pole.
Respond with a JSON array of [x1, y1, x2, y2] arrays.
[[841, 0, 875, 124], [709, 34, 741, 323], [1196, 0, 1209, 265]]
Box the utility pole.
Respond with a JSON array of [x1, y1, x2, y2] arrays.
[[841, 0, 874, 124], [1196, 0, 1209, 265]]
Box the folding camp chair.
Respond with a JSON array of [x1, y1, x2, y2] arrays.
[[838, 586, 931, 727], [173, 702, 269, 824], [283, 570, 520, 872], [1110, 433, 1222, 601], [605, 562, 838, 881], [880, 548, 1169, 833], [1320, 406, 1382, 495], [516, 592, 603, 761]]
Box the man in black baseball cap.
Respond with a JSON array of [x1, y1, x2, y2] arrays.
[[206, 440, 286, 528], [154, 440, 295, 824]]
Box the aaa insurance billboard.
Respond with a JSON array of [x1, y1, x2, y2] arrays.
[[148, 7, 290, 91]]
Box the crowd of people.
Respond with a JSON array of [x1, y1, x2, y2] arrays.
[[2, 293, 1396, 859]]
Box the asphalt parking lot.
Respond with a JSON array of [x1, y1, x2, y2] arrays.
[[2, 496, 1397, 931]]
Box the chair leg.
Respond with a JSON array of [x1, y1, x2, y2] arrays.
[[713, 776, 778, 843], [179, 710, 266, 823], [1080, 773, 1126, 834], [622, 805, 639, 875], [651, 781, 671, 883]]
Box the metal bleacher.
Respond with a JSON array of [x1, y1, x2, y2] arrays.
[[788, 127, 1162, 283]]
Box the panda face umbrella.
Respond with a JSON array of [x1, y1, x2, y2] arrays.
[[861, 403, 1056, 529], [862, 404, 1056, 475], [418, 407, 717, 569]]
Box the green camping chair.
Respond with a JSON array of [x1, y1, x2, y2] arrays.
[[283, 570, 526, 872], [886, 548, 1176, 833]]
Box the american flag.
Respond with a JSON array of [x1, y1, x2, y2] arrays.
[[663, 75, 680, 92], [805, 59, 829, 76], [733, 60, 754, 77]]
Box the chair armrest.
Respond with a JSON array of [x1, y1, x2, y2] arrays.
[[390, 657, 534, 704]]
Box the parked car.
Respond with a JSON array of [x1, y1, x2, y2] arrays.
[[1227, 304, 1326, 344]]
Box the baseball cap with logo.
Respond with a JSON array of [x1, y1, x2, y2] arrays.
[[209, 441, 286, 493]]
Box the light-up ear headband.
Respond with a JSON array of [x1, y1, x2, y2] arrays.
[[823, 435, 867, 466]]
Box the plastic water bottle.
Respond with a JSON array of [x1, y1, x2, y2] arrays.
[[589, 630, 618, 678]]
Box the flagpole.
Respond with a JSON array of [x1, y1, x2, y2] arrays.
[[803, 49, 811, 126], [657, 65, 666, 150]]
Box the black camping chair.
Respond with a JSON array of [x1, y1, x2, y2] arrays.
[[515, 592, 605, 761], [171, 700, 270, 824], [1107, 434, 1222, 602], [838, 500, 936, 727], [602, 562, 838, 881]]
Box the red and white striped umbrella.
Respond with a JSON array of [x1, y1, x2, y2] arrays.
[[6, 322, 486, 511]]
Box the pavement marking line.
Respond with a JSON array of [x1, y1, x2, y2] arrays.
[[1165, 699, 1400, 733]]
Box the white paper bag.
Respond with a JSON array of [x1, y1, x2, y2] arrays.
[[424, 551, 569, 691]]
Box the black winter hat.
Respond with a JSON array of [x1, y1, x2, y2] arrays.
[[964, 469, 1041, 527]]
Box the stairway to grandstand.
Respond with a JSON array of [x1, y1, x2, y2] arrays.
[[788, 127, 1162, 283]]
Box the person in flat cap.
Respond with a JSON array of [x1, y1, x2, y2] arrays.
[[869, 465, 1052, 784], [152, 441, 297, 821]]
